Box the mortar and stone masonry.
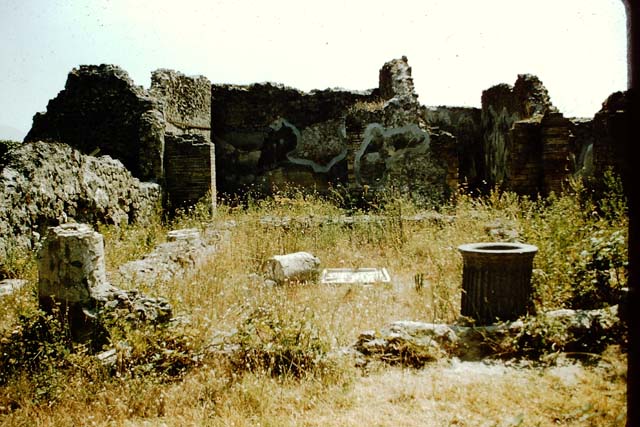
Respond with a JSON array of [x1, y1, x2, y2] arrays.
[[0, 57, 628, 262], [23, 57, 628, 206]]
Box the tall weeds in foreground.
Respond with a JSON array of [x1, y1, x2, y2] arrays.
[[0, 178, 628, 426]]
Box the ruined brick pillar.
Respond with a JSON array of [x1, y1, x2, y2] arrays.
[[507, 118, 543, 195], [541, 112, 573, 195], [164, 133, 216, 213]]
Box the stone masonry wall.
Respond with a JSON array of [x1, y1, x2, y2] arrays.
[[0, 141, 161, 264], [478, 79, 628, 197], [212, 57, 459, 204], [423, 106, 483, 188], [150, 69, 212, 140], [590, 91, 628, 181], [164, 133, 216, 212], [508, 118, 543, 195], [379, 55, 419, 104], [25, 65, 166, 182], [211, 82, 378, 195], [24, 65, 217, 213], [22, 61, 628, 215], [481, 74, 556, 194], [541, 112, 574, 194], [344, 58, 458, 204]]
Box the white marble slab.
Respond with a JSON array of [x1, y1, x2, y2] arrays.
[[320, 268, 390, 284]]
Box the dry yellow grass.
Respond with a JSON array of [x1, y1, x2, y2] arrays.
[[1, 350, 626, 426], [0, 185, 628, 426]]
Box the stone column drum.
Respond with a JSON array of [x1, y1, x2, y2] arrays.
[[458, 242, 538, 324], [38, 223, 111, 303], [38, 223, 112, 343]]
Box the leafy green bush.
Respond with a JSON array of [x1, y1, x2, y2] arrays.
[[518, 174, 628, 311], [226, 304, 330, 378], [568, 229, 627, 309], [0, 309, 72, 404], [500, 309, 625, 359], [109, 322, 203, 380]]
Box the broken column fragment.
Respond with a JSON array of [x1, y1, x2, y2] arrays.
[[263, 252, 321, 284], [38, 223, 111, 305], [38, 223, 172, 348]]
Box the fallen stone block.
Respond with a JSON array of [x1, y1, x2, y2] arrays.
[[354, 305, 624, 366], [263, 251, 320, 284]]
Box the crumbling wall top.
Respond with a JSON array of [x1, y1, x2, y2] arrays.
[[482, 74, 555, 119], [150, 69, 212, 136], [379, 56, 419, 103], [25, 64, 165, 181]]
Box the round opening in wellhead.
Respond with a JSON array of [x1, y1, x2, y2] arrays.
[[458, 242, 538, 254]]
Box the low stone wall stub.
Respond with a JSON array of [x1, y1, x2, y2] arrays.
[[0, 141, 162, 261]]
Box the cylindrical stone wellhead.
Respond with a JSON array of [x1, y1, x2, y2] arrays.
[[458, 242, 538, 324], [38, 223, 109, 305]]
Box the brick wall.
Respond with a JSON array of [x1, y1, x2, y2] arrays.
[[164, 133, 215, 213]]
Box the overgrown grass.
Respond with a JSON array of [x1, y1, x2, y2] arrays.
[[0, 177, 628, 425]]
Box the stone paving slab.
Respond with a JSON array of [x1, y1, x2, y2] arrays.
[[0, 279, 28, 297], [320, 268, 391, 285]]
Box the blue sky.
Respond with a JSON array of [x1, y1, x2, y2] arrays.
[[0, 0, 628, 140]]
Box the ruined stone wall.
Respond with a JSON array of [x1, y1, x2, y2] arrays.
[[345, 104, 455, 204], [25, 65, 165, 182], [164, 133, 216, 212], [481, 74, 556, 193], [590, 92, 628, 181], [0, 141, 161, 262], [423, 106, 482, 188], [211, 82, 378, 194], [344, 58, 458, 204], [212, 57, 459, 204], [379, 56, 419, 104], [22, 61, 628, 213], [569, 118, 595, 177], [25, 65, 218, 214], [478, 81, 627, 197], [150, 70, 212, 140]]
